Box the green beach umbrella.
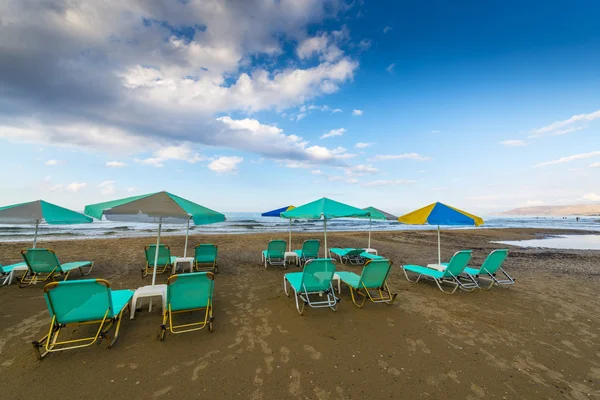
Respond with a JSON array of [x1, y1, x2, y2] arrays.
[[281, 197, 369, 256], [0, 200, 92, 247], [85, 191, 225, 286], [359, 206, 398, 250]]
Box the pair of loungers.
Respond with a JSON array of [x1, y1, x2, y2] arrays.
[[402, 249, 514, 294], [262, 239, 320, 268], [283, 258, 396, 314], [143, 243, 218, 277], [329, 247, 383, 265], [33, 271, 215, 360]]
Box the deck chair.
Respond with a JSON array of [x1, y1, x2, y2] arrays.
[[194, 244, 218, 273], [361, 251, 384, 261], [20, 248, 93, 288], [143, 244, 177, 278], [463, 249, 513, 289], [329, 248, 366, 265], [402, 250, 478, 294], [1, 261, 28, 286], [32, 279, 134, 360], [336, 259, 397, 308], [283, 258, 338, 315], [159, 272, 214, 340], [293, 239, 320, 266], [261, 240, 287, 269]]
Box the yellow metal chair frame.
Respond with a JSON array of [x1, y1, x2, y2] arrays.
[[342, 260, 397, 308], [194, 244, 219, 273], [19, 249, 93, 288], [142, 244, 173, 278], [32, 279, 130, 360]]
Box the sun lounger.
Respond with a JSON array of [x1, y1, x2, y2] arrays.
[[360, 251, 384, 261], [402, 250, 478, 294], [336, 259, 397, 308], [463, 249, 513, 289], [159, 272, 214, 340], [1, 261, 28, 286], [143, 244, 177, 278], [194, 244, 218, 273], [32, 279, 134, 360], [20, 248, 93, 287], [261, 240, 287, 269], [283, 258, 338, 315], [329, 248, 367, 264], [293, 239, 320, 266]]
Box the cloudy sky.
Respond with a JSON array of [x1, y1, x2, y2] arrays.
[[1, 0, 599, 214]]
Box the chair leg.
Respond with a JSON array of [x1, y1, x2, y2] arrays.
[[349, 286, 367, 308], [435, 278, 459, 294], [402, 268, 422, 283], [79, 262, 94, 276]]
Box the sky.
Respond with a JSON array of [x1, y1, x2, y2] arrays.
[[0, 0, 599, 215]]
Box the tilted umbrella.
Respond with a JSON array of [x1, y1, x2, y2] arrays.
[[281, 198, 369, 257], [85, 191, 225, 286], [0, 200, 92, 247], [261, 205, 295, 252], [398, 202, 483, 266], [358, 206, 398, 250]]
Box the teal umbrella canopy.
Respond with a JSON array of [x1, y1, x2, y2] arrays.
[[281, 197, 369, 219], [0, 200, 92, 225], [360, 206, 397, 221]]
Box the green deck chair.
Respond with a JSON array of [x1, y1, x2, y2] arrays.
[[336, 259, 397, 308], [293, 239, 320, 266], [261, 240, 287, 269], [329, 248, 366, 265], [283, 258, 338, 315], [159, 272, 214, 340], [33, 279, 134, 360], [143, 244, 177, 278], [402, 250, 478, 294], [1, 261, 28, 286], [194, 244, 218, 273], [463, 249, 513, 289], [20, 248, 93, 288]]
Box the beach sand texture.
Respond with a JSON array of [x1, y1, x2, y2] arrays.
[[1, 228, 599, 399]]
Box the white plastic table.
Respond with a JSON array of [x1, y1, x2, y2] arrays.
[[363, 248, 378, 255], [2, 264, 29, 286], [284, 251, 299, 266], [332, 273, 342, 294], [172, 257, 194, 274], [130, 284, 167, 319]]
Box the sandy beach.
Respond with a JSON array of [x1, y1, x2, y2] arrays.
[[1, 228, 599, 399]]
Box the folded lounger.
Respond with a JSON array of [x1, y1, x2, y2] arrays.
[[20, 248, 93, 288], [283, 258, 338, 315], [402, 250, 478, 294], [194, 244, 218, 273], [336, 259, 397, 308], [159, 272, 214, 340], [1, 261, 28, 286], [329, 248, 367, 265], [143, 244, 177, 278], [32, 279, 134, 360], [462, 249, 513, 289], [261, 239, 287, 269], [293, 239, 321, 266]]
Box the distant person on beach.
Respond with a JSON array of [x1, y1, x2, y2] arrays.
[[576, 217, 580, 222]]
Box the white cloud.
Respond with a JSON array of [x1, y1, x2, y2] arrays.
[[126, 187, 138, 193], [208, 156, 243, 174], [386, 63, 396, 73], [369, 153, 430, 161], [65, 182, 86, 193], [383, 26, 392, 34], [295, 113, 306, 121], [524, 200, 546, 206], [45, 159, 65, 166], [98, 180, 116, 196], [532, 109, 600, 136], [590, 162, 600, 168], [137, 144, 205, 167], [296, 31, 345, 62], [355, 142, 372, 149], [362, 179, 414, 187], [550, 125, 588, 136], [320, 128, 346, 139], [583, 193, 600, 201], [346, 164, 378, 175], [311, 169, 323, 175], [500, 140, 527, 147], [534, 151, 600, 168], [105, 161, 128, 168], [352, 109, 363, 116]]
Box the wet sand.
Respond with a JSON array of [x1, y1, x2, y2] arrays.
[[1, 228, 599, 399]]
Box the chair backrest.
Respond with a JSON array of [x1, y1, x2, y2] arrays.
[[195, 244, 218, 263], [480, 249, 508, 274], [44, 279, 113, 324], [302, 239, 320, 258], [167, 272, 214, 312], [300, 258, 336, 291], [145, 244, 172, 266], [359, 259, 393, 288], [442, 250, 473, 277], [346, 248, 366, 257], [21, 248, 61, 273], [267, 240, 286, 258]]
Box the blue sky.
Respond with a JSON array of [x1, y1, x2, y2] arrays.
[[0, 0, 599, 214]]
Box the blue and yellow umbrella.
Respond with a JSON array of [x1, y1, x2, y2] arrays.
[[398, 202, 484, 266], [261, 205, 295, 251]]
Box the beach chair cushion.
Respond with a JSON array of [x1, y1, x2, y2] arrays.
[[167, 272, 214, 312], [0, 261, 27, 274]]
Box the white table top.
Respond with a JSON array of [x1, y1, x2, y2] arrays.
[[134, 284, 167, 295], [284, 251, 298, 257], [426, 264, 446, 272], [175, 257, 194, 262]]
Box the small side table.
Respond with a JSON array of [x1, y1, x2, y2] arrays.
[[130, 284, 167, 319], [332, 273, 341, 294], [363, 248, 378, 255], [2, 264, 29, 286], [284, 251, 299, 266], [173, 257, 194, 274]]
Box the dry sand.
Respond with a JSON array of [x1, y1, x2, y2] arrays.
[[1, 228, 599, 399]]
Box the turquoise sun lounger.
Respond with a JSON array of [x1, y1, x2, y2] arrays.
[[32, 279, 134, 360], [335, 259, 397, 308], [262, 240, 287, 269], [293, 239, 320, 266], [283, 258, 338, 315], [329, 248, 366, 265], [20, 248, 93, 287], [402, 250, 478, 294], [143, 244, 177, 278], [463, 249, 513, 289], [1, 261, 28, 286], [194, 244, 218, 273]]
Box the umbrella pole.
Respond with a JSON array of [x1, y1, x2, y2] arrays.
[[184, 217, 190, 258], [324, 217, 327, 257], [151, 217, 163, 287], [368, 217, 372, 249], [33, 220, 40, 248], [437, 225, 441, 266], [288, 219, 292, 252]]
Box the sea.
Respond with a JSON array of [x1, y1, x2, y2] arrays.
[[0, 214, 599, 244]]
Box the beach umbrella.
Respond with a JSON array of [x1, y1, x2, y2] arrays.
[[0, 200, 92, 247], [84, 191, 225, 286], [358, 206, 398, 250], [261, 205, 295, 252], [281, 198, 369, 257], [398, 202, 484, 266]]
